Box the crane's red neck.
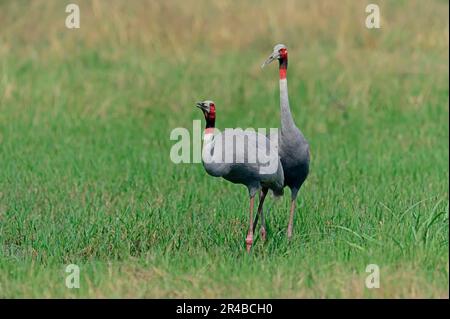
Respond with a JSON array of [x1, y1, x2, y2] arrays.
[[279, 48, 288, 80], [204, 105, 216, 134]]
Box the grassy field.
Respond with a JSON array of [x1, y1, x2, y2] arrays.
[[0, 0, 448, 298]]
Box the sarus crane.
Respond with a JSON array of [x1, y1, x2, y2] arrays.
[[261, 44, 310, 240], [195, 100, 284, 252]]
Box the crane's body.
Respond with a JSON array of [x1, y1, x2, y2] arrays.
[[201, 128, 284, 198]]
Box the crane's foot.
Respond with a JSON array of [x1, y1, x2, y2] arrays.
[[260, 227, 267, 242], [245, 233, 253, 253]]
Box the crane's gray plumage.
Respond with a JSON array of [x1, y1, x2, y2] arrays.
[[197, 101, 284, 198], [275, 74, 310, 199]]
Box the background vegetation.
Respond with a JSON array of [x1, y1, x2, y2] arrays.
[[0, 0, 448, 297]]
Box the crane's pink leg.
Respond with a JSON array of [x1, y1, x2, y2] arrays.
[[287, 199, 296, 240], [258, 189, 268, 241], [246, 196, 255, 253], [252, 191, 261, 232], [260, 210, 267, 241], [252, 189, 268, 239]]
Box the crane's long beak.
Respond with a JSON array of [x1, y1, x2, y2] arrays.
[[196, 101, 206, 111], [261, 52, 279, 68]]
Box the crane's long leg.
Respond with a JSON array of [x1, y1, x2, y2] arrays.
[[246, 196, 255, 253], [260, 201, 267, 241], [253, 188, 268, 241], [252, 191, 261, 231], [287, 199, 296, 240]]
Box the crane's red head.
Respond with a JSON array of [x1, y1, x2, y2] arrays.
[[261, 44, 288, 78], [278, 47, 288, 60], [196, 100, 216, 129]]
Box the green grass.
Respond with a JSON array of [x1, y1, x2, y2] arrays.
[[0, 1, 448, 298]]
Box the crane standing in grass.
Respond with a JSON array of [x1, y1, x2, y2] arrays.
[[195, 100, 284, 252], [261, 44, 310, 240]]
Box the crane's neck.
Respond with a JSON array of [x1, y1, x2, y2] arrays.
[[203, 127, 215, 143], [202, 125, 215, 164], [199, 106, 228, 177], [279, 56, 295, 131], [203, 109, 216, 142], [202, 114, 217, 174]]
